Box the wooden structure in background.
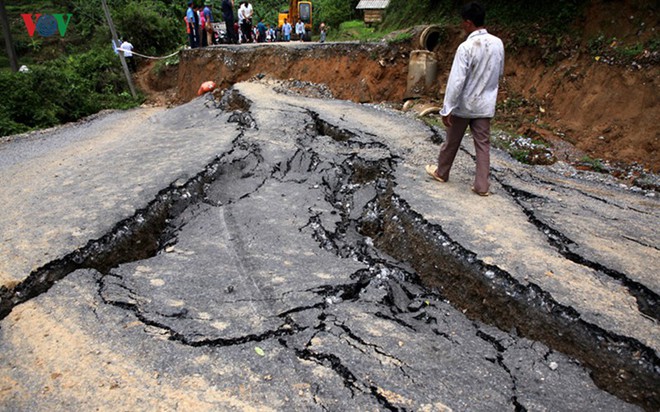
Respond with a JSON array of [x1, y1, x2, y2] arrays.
[[356, 0, 390, 25]]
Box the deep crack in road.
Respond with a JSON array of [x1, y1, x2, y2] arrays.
[[0, 81, 657, 411]]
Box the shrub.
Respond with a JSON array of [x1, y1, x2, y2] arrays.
[[313, 0, 360, 32], [0, 47, 140, 137]]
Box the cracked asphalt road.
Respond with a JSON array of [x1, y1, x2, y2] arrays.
[[0, 81, 657, 410]]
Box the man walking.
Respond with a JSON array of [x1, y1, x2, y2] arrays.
[[282, 18, 292, 42], [425, 2, 504, 196], [295, 18, 305, 41]]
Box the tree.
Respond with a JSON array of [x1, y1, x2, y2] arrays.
[[313, 0, 360, 30], [0, 0, 18, 71]]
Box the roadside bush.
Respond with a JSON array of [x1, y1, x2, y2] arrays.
[[0, 111, 28, 136], [0, 47, 139, 137], [0, 67, 60, 134]]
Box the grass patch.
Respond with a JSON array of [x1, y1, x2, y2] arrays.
[[386, 32, 413, 44], [328, 20, 384, 42], [578, 156, 608, 173]]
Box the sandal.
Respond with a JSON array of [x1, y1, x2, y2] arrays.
[[425, 164, 446, 183]]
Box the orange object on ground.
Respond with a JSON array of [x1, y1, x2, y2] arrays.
[[197, 81, 216, 95]]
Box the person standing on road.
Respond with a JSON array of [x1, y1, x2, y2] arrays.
[[221, 0, 237, 44], [193, 4, 202, 47], [425, 2, 504, 196], [186, 1, 198, 48], [220, 0, 238, 44], [203, 0, 214, 46], [238, 1, 253, 43], [295, 18, 305, 41], [257, 19, 267, 43], [266, 24, 275, 42], [198, 4, 207, 47], [319, 22, 327, 43], [237, 1, 246, 42], [282, 18, 292, 42]]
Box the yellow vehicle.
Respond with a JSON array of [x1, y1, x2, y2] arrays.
[[278, 0, 312, 41]]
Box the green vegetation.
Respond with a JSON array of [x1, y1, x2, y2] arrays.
[[386, 32, 413, 44], [334, 0, 654, 69], [311, 0, 360, 31], [0, 48, 139, 136], [578, 156, 607, 173], [320, 20, 416, 44], [0, 0, 185, 137], [327, 20, 381, 42], [587, 34, 659, 65]]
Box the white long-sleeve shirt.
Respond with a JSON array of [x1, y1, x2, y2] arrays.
[[440, 29, 504, 119], [238, 4, 248, 23]]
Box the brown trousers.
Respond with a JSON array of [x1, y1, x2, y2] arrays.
[[436, 116, 491, 194]]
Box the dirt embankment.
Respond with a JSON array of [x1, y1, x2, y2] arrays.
[[140, 23, 658, 173], [495, 50, 658, 171], [173, 42, 411, 103]]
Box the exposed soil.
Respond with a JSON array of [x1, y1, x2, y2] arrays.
[[135, 62, 178, 107], [137, 9, 658, 175]]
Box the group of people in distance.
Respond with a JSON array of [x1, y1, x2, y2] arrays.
[[185, 0, 324, 47], [185, 0, 216, 48], [279, 18, 305, 42]]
